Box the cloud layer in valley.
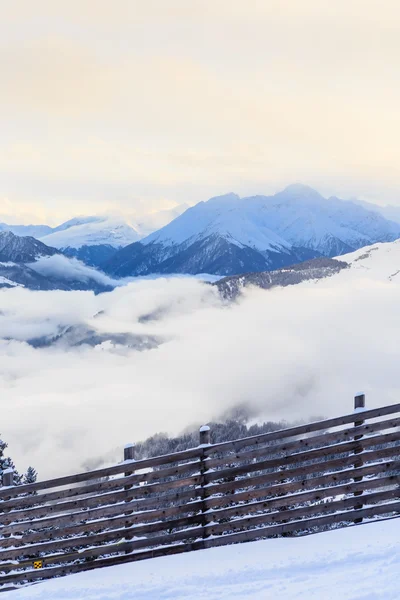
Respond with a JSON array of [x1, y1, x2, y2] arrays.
[[1, 266, 400, 479]]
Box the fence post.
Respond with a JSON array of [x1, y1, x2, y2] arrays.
[[2, 468, 14, 488], [353, 393, 365, 523], [199, 426, 211, 541], [123, 443, 136, 551]]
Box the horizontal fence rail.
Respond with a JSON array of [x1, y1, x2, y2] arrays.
[[1, 394, 400, 591]]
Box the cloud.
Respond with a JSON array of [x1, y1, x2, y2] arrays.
[[1, 269, 400, 480], [29, 255, 121, 287]]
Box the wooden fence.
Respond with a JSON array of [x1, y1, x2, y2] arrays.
[[1, 394, 400, 591]]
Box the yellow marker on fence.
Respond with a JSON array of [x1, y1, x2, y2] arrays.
[[33, 560, 43, 569]]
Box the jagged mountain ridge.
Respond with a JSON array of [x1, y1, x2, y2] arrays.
[[0, 210, 188, 268], [103, 185, 400, 277], [0, 231, 59, 263]]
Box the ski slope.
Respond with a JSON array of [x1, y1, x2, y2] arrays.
[[5, 518, 400, 599]]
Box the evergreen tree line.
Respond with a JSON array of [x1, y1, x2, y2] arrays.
[[134, 415, 302, 460]]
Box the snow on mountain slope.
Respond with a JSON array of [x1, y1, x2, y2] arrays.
[[51, 216, 106, 233], [143, 185, 400, 256], [104, 185, 400, 277], [0, 231, 59, 263], [334, 238, 400, 281], [143, 193, 290, 252], [216, 239, 400, 300], [5, 518, 400, 599], [244, 184, 400, 256], [40, 216, 140, 250]]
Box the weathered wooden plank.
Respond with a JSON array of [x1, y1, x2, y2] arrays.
[[202, 502, 400, 550], [205, 487, 400, 537], [0, 510, 203, 550], [202, 442, 400, 498], [204, 430, 400, 485], [1, 464, 396, 544], [0, 458, 202, 513], [0, 475, 201, 525], [3, 441, 399, 530], [203, 459, 400, 511], [0, 485, 198, 527], [0, 496, 204, 537], [204, 403, 400, 456], [0, 520, 204, 565], [0, 447, 202, 500], [203, 473, 400, 524], [206, 416, 400, 470]]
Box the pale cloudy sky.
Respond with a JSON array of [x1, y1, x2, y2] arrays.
[[1, 1, 400, 224]]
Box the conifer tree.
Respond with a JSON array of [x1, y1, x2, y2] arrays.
[[0, 434, 36, 486]]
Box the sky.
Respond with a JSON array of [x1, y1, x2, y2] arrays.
[[2, 1, 400, 224]]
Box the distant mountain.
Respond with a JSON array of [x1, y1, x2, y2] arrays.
[[37, 216, 140, 268], [103, 185, 400, 277], [0, 231, 115, 292], [0, 222, 53, 238], [40, 216, 140, 248], [0, 230, 59, 263], [352, 199, 400, 225], [0, 210, 188, 268]]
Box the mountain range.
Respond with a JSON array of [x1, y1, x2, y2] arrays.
[[103, 184, 400, 277], [0, 205, 188, 268], [2, 184, 400, 286]]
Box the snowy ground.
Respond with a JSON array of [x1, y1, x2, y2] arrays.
[[4, 518, 400, 600]]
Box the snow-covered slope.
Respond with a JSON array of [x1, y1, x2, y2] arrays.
[[334, 238, 400, 281], [5, 517, 400, 599], [104, 185, 400, 277], [245, 184, 400, 255], [216, 238, 400, 299], [40, 216, 140, 250]]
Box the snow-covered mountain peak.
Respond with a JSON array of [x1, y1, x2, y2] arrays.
[[277, 183, 324, 201], [143, 192, 290, 252], [40, 216, 140, 250], [52, 216, 105, 233], [203, 192, 241, 208]]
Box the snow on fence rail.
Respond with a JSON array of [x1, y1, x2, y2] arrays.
[[1, 394, 400, 591]]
